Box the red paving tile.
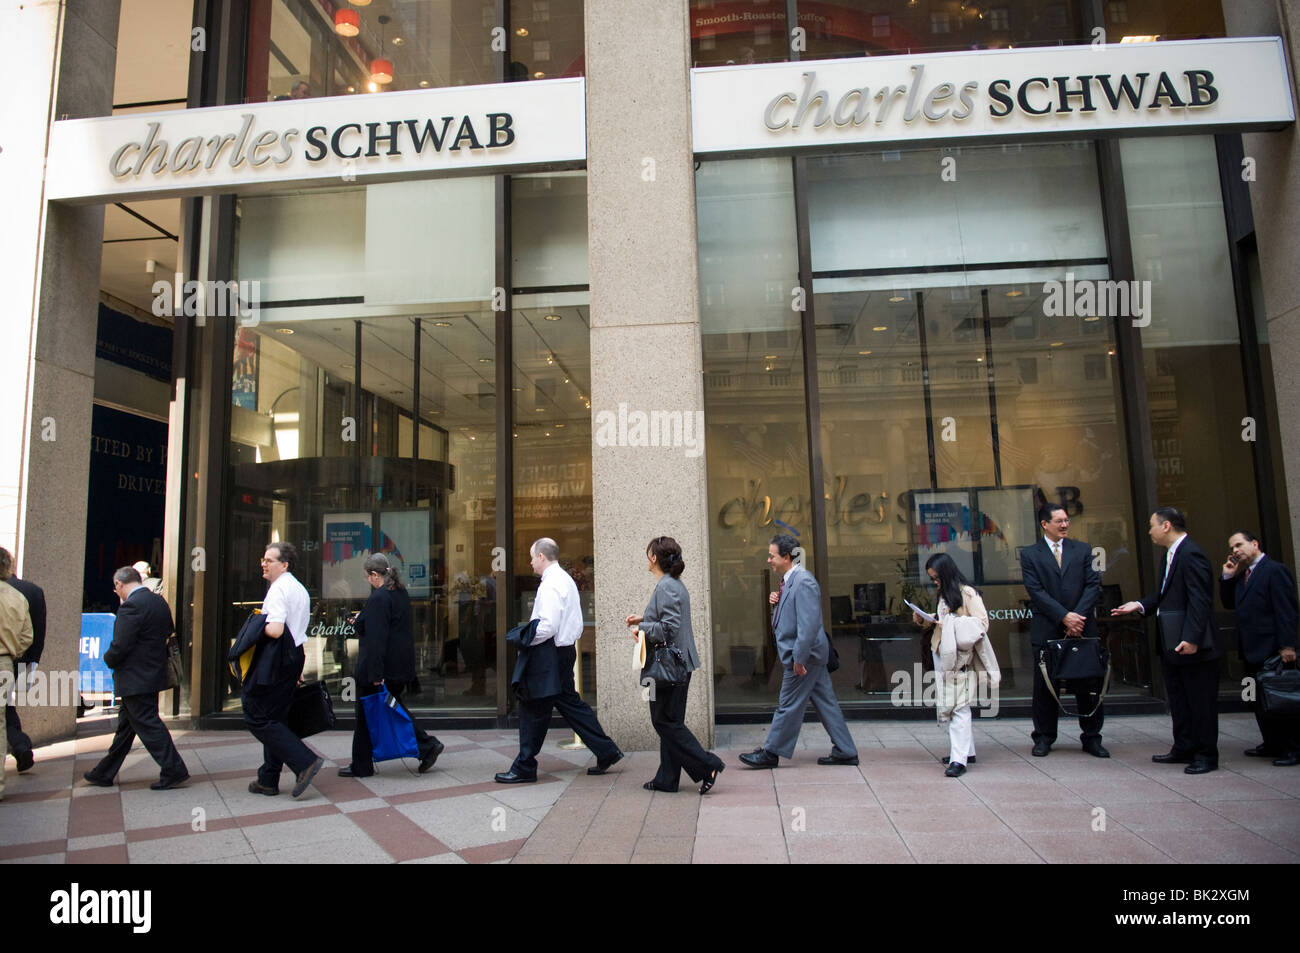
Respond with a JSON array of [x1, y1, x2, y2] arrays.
[[66, 844, 130, 863], [126, 816, 242, 843], [459, 837, 529, 864], [68, 793, 123, 838], [0, 838, 68, 860], [346, 807, 452, 862], [2, 788, 72, 804]]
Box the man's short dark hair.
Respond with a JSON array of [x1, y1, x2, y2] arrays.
[[1153, 506, 1187, 532], [268, 541, 297, 572], [1038, 503, 1067, 526], [1230, 530, 1259, 544], [114, 566, 142, 586], [769, 534, 799, 559]]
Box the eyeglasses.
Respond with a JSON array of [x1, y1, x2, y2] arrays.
[[260, 558, 282, 565]]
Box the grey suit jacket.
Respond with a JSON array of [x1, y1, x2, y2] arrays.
[[640, 574, 701, 673], [771, 566, 829, 668]]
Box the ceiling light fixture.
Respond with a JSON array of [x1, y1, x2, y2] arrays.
[[544, 313, 562, 321], [334, 8, 360, 36], [371, 15, 394, 85], [516, 27, 529, 36], [872, 325, 888, 332], [434, 321, 452, 327], [275, 328, 294, 335]]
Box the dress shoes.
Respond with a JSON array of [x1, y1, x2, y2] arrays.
[[642, 780, 677, 792], [1245, 745, 1281, 758], [291, 757, 324, 799], [82, 772, 114, 788], [944, 762, 967, 778], [15, 750, 34, 773], [1183, 759, 1218, 775], [1272, 753, 1300, 767], [494, 770, 537, 784], [1151, 751, 1194, 764], [942, 756, 976, 765], [1031, 741, 1052, 757], [418, 739, 445, 774], [337, 764, 372, 778], [739, 748, 779, 769], [699, 762, 724, 795], [1082, 741, 1110, 759], [587, 749, 624, 776], [248, 780, 280, 796], [817, 753, 860, 766], [150, 772, 190, 791]]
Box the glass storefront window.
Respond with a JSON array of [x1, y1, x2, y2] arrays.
[[1120, 134, 1256, 688], [697, 157, 815, 709], [245, 0, 585, 102], [225, 181, 500, 711], [806, 141, 1141, 702], [691, 0, 789, 67], [1100, 0, 1225, 44]]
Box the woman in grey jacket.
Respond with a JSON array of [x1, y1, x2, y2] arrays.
[[626, 537, 725, 794]]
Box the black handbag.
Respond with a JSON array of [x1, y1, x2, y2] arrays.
[[1257, 655, 1300, 717], [1038, 636, 1110, 718], [825, 633, 840, 674], [644, 640, 690, 686], [287, 680, 336, 738], [164, 634, 184, 690]]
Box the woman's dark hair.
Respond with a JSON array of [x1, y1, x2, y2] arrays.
[[364, 553, 405, 591], [647, 537, 685, 579], [924, 552, 975, 615]]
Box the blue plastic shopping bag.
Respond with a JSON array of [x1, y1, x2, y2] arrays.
[[361, 685, 419, 761]]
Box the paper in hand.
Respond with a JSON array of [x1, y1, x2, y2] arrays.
[[905, 599, 936, 623]]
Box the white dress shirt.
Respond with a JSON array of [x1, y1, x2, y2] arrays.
[[262, 571, 310, 647], [530, 562, 583, 647]]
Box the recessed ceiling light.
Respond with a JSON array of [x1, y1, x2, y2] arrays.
[[534, 71, 545, 79], [535, 407, 545, 412], [544, 313, 562, 321], [275, 328, 294, 334], [872, 325, 888, 332], [419, 80, 429, 88], [858, 350, 872, 355], [478, 357, 493, 363], [889, 295, 905, 303], [347, 86, 356, 93], [1050, 341, 1064, 347], [391, 36, 404, 46], [763, 354, 777, 360], [1083, 316, 1100, 322], [1004, 289, 1024, 298], [976, 356, 984, 362], [516, 27, 529, 36], [434, 321, 452, 327]]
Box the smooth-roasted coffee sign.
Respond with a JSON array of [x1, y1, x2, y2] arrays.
[[46, 77, 585, 203], [690, 37, 1294, 154]]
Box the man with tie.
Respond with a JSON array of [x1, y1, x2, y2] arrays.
[[739, 534, 858, 768], [1021, 503, 1107, 758], [1220, 531, 1299, 765], [1112, 507, 1221, 774]]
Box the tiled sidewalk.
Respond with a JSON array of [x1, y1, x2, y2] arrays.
[[3, 713, 1299, 864], [517, 713, 1300, 864], [0, 718, 592, 864]]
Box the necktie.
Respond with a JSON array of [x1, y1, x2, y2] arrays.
[[772, 579, 785, 632], [1053, 542, 1062, 568], [1245, 566, 1254, 587]]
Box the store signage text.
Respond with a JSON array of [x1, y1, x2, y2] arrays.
[[763, 65, 1218, 132], [109, 112, 516, 181]]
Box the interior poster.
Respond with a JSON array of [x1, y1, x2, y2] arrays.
[[974, 486, 1038, 585], [377, 510, 432, 598], [912, 490, 976, 586], [322, 512, 372, 600]]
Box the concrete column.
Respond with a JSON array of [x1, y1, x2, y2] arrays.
[[585, 0, 714, 750], [2, 0, 119, 745], [1234, 1, 1300, 553]]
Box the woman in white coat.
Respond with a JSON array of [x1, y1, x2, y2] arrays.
[[913, 553, 999, 777]]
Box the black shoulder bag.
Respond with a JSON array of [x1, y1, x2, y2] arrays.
[[1038, 637, 1111, 718]]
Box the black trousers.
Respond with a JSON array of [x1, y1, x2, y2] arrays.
[[352, 681, 440, 775], [1162, 656, 1219, 761], [241, 647, 317, 787], [88, 693, 187, 782], [511, 644, 618, 778], [649, 673, 719, 790], [6, 660, 32, 757], [1254, 696, 1300, 755], [1030, 657, 1104, 745]]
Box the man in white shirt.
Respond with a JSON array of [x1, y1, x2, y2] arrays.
[[495, 538, 623, 783], [244, 541, 324, 798]]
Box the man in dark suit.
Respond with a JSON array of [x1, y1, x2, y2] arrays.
[[1220, 530, 1299, 765], [83, 567, 189, 789], [0, 547, 44, 773], [1113, 507, 1221, 774], [1021, 503, 1107, 758]]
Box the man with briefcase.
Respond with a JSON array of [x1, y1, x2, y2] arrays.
[[1022, 503, 1109, 759], [1220, 530, 1300, 766]]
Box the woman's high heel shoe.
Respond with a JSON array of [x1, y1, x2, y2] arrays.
[[699, 762, 725, 795]]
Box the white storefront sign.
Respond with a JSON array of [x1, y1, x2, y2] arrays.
[[691, 38, 1294, 154], [46, 77, 586, 203]]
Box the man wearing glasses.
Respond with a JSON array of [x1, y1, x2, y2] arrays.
[[245, 542, 324, 798]]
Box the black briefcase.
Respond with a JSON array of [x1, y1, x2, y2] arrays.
[[287, 680, 336, 738], [1038, 637, 1110, 718], [1258, 656, 1300, 717]]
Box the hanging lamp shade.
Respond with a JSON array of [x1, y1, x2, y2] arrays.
[[370, 57, 394, 84], [333, 9, 360, 36], [349, 0, 371, 5]]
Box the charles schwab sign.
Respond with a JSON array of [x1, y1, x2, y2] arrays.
[[45, 77, 585, 203], [690, 37, 1294, 154]]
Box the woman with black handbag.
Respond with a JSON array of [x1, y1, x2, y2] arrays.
[[339, 554, 444, 778], [625, 537, 725, 794]]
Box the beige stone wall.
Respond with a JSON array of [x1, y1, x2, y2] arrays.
[[585, 0, 715, 750]]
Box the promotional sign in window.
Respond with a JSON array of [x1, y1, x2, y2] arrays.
[[322, 513, 373, 601], [377, 510, 432, 599]]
